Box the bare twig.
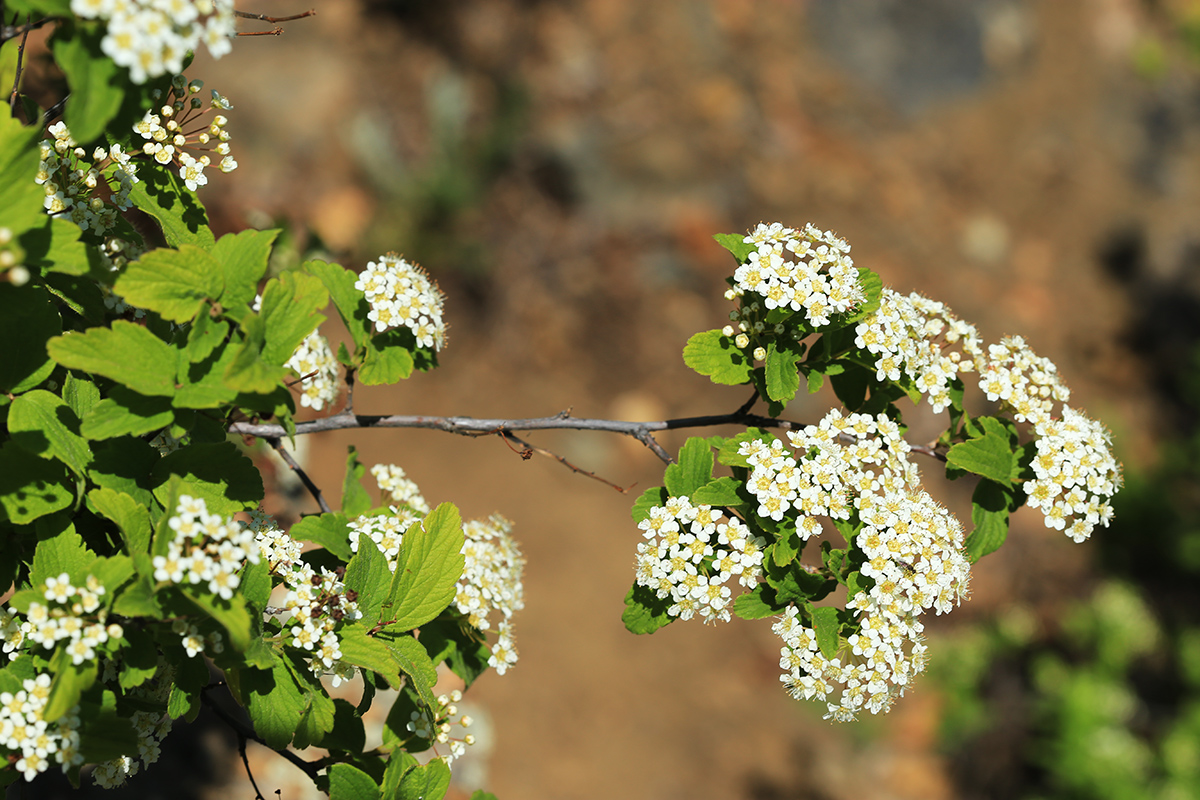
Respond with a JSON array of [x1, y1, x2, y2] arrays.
[[499, 430, 637, 492], [8, 13, 30, 116], [200, 686, 324, 781], [235, 9, 316, 23], [236, 27, 283, 36], [0, 15, 49, 46], [266, 436, 332, 513], [238, 734, 268, 800]]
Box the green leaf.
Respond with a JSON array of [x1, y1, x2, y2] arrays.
[[380, 750, 419, 798], [48, 321, 177, 397], [22, 217, 97, 278], [828, 361, 870, 413], [0, 284, 62, 394], [293, 686, 337, 750], [682, 329, 753, 385], [239, 557, 272, 610], [716, 429, 773, 468], [342, 447, 373, 517], [965, 479, 1011, 563], [117, 626, 159, 691], [303, 259, 371, 352], [8, 390, 92, 476], [386, 635, 439, 711], [180, 587, 254, 651], [323, 698, 366, 753], [112, 575, 162, 618], [233, 660, 306, 750], [842, 268, 884, 325], [53, 23, 123, 144], [29, 524, 95, 589], [186, 312, 228, 363], [223, 311, 288, 394], [345, 536, 391, 624], [417, 616, 492, 688], [44, 645, 99, 723], [88, 488, 151, 553], [947, 425, 1015, 484], [360, 328, 416, 385], [772, 528, 801, 567], [174, 339, 240, 409], [621, 583, 673, 634], [62, 373, 100, 419], [212, 229, 278, 315], [336, 625, 403, 690], [113, 246, 224, 322], [89, 436, 158, 508], [691, 476, 743, 507], [733, 585, 786, 620], [388, 503, 466, 631], [630, 486, 668, 525], [291, 512, 354, 561], [127, 166, 215, 250], [329, 763, 381, 800], [712, 232, 755, 263], [259, 270, 329, 365], [80, 389, 174, 440], [764, 340, 803, 403], [151, 441, 264, 516], [0, 110, 47, 237], [809, 605, 841, 660], [398, 759, 451, 800], [664, 437, 714, 498], [87, 555, 134, 596], [0, 441, 75, 525], [77, 690, 139, 764]]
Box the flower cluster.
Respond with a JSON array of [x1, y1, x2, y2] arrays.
[[854, 289, 984, 413], [132, 76, 237, 190], [37, 121, 138, 238], [457, 515, 525, 675], [635, 497, 766, 624], [405, 690, 476, 765], [728, 222, 866, 330], [153, 496, 261, 656], [286, 329, 340, 411], [22, 574, 123, 668], [738, 410, 971, 720], [1025, 407, 1121, 542], [371, 463, 431, 514], [354, 254, 447, 350], [91, 710, 172, 788], [348, 508, 425, 574], [71, 0, 236, 84], [0, 673, 85, 781]]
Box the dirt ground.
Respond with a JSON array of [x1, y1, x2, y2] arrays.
[[31, 1, 1200, 798]]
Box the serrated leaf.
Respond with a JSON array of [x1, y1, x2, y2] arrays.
[[417, 616, 492, 688], [712, 232, 755, 263], [291, 512, 354, 561], [330, 763, 381, 800], [186, 312, 228, 363], [87, 487, 151, 553], [21, 217, 97, 278], [765, 340, 803, 403], [234, 660, 306, 750], [682, 329, 753, 385], [127, 167, 215, 250], [323, 698, 366, 753], [223, 312, 288, 394], [62, 373, 100, 419], [30, 524, 96, 589], [259, 270, 328, 365], [117, 626, 159, 691], [48, 321, 177, 397], [0, 113, 45, 237], [947, 430, 1015, 484], [733, 585, 785, 620], [360, 328, 416, 385], [772, 528, 801, 567], [691, 476, 743, 506], [841, 267, 883, 325], [716, 429, 773, 468], [8, 390, 92, 476], [337, 625, 403, 689], [398, 759, 450, 800], [345, 536, 391, 624], [212, 229, 278, 314], [621, 583, 673, 634], [151, 441, 263, 515], [630, 486, 668, 525], [293, 687, 337, 750], [965, 479, 1011, 563], [114, 246, 224, 322], [180, 587, 253, 651], [809, 605, 841, 660], [80, 388, 174, 440], [0, 441, 75, 524], [388, 503, 465, 631], [664, 437, 714, 497], [0, 284, 62, 395], [386, 635, 439, 711], [303, 259, 371, 352]]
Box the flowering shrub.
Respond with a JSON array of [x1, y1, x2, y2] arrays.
[[0, 3, 1121, 798]]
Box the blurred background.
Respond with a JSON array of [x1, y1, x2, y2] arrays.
[[50, 0, 1200, 798]]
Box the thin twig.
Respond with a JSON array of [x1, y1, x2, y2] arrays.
[[200, 686, 324, 780], [499, 430, 637, 492], [266, 436, 332, 513], [236, 27, 283, 36], [0, 15, 49, 45], [235, 9, 316, 23], [239, 734, 268, 800], [8, 13, 30, 116]]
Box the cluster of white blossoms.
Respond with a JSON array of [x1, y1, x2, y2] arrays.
[[371, 463, 431, 514], [286, 330, 340, 411], [354, 254, 448, 350], [70, 0, 236, 84], [20, 575, 124, 669], [348, 507, 425, 574], [635, 496, 767, 624], [132, 76, 237, 190], [0, 673, 85, 781], [728, 222, 866, 329], [737, 410, 971, 720], [458, 515, 525, 675], [1025, 407, 1121, 542], [37, 121, 138, 236], [406, 690, 476, 765], [91, 710, 172, 788], [854, 289, 985, 414], [153, 496, 261, 657]]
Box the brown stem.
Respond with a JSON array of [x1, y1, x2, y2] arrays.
[[499, 430, 638, 492], [266, 436, 332, 513]]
